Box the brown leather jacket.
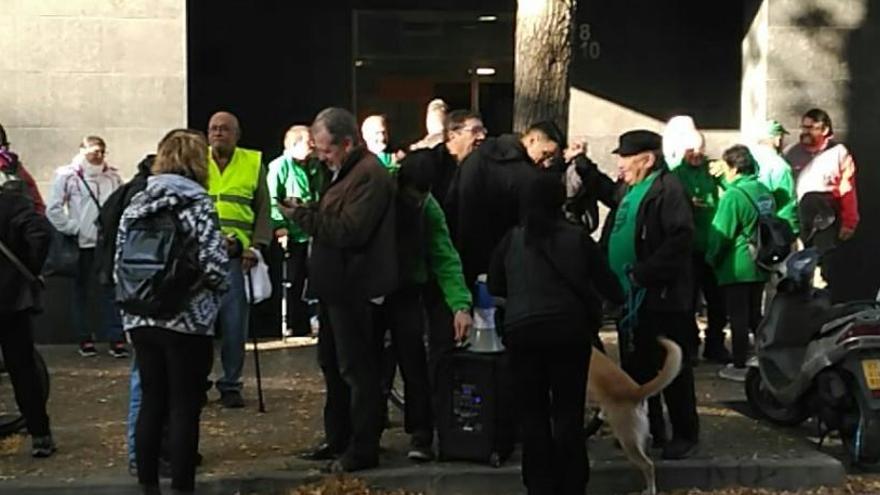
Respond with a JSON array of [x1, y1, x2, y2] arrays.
[[291, 147, 398, 303]]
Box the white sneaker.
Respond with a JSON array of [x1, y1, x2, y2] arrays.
[[718, 364, 748, 382]]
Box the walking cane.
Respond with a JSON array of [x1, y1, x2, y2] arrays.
[[245, 269, 267, 413]]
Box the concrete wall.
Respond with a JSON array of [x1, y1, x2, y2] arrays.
[[0, 0, 187, 193]]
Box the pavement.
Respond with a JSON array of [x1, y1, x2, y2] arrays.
[[0, 331, 861, 495]]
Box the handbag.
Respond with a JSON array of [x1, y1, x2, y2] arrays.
[[42, 228, 79, 277], [42, 171, 101, 278]]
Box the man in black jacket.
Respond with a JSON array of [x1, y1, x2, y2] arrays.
[[397, 109, 486, 385], [604, 130, 699, 460], [450, 121, 565, 288], [0, 180, 55, 457], [95, 155, 154, 287]]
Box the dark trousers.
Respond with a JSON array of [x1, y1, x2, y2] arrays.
[[507, 326, 591, 495], [131, 328, 212, 493], [622, 310, 699, 443], [72, 248, 124, 345], [0, 311, 50, 437], [318, 301, 383, 463], [691, 254, 727, 354], [284, 241, 311, 335], [374, 287, 433, 442], [808, 227, 844, 303], [423, 280, 454, 385], [724, 283, 763, 368]]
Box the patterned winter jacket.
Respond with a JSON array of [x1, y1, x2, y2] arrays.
[[115, 173, 229, 336]]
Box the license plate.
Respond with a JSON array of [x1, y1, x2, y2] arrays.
[[862, 360, 880, 390]]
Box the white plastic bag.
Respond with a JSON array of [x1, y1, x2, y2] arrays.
[[244, 249, 272, 304]]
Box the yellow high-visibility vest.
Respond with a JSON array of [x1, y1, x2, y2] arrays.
[[207, 146, 262, 247]]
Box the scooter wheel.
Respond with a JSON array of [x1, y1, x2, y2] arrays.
[[745, 367, 810, 426]]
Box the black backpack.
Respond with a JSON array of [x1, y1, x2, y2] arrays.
[[733, 186, 795, 269], [115, 203, 201, 318]]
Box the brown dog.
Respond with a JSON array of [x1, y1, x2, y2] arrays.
[[587, 337, 682, 495]]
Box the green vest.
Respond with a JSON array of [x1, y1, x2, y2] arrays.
[[208, 147, 262, 247]]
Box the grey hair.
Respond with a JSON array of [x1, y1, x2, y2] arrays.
[[312, 107, 359, 145]]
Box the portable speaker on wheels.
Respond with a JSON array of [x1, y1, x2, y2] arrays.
[[436, 350, 515, 467]]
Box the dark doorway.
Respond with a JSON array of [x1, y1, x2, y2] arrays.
[[353, 10, 514, 147]]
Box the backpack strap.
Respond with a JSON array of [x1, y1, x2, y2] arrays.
[[729, 184, 760, 214], [0, 238, 43, 287]]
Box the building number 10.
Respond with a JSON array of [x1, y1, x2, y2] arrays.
[[578, 23, 601, 60]]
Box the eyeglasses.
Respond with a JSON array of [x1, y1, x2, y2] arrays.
[[461, 125, 487, 135]]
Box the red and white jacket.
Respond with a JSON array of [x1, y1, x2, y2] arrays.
[[784, 139, 859, 231]]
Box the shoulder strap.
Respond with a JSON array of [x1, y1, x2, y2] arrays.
[[730, 184, 760, 214], [0, 239, 42, 287], [77, 171, 102, 210]]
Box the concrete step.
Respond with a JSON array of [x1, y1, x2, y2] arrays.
[[0, 447, 844, 495]]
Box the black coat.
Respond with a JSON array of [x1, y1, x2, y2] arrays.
[[448, 135, 543, 287], [95, 155, 153, 286], [488, 221, 624, 337], [399, 143, 458, 216], [565, 154, 620, 233], [0, 186, 51, 313], [601, 168, 695, 312]]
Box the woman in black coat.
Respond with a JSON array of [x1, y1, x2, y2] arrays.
[[489, 174, 623, 495], [0, 180, 55, 457]]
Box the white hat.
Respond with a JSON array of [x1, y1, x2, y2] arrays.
[[662, 115, 703, 167]]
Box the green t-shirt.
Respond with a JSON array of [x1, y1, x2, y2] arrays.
[[608, 171, 660, 293], [671, 160, 719, 254], [376, 152, 398, 172]]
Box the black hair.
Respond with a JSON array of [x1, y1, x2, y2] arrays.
[[444, 110, 482, 136], [804, 108, 833, 134], [313, 107, 359, 145], [397, 158, 434, 194], [722, 144, 757, 175], [0, 123, 8, 147], [526, 120, 566, 148], [524, 172, 565, 245]]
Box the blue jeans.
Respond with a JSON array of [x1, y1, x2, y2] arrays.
[[127, 358, 140, 463], [72, 248, 124, 344], [215, 258, 249, 393]]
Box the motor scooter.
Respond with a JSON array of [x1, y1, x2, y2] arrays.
[[745, 217, 880, 464]]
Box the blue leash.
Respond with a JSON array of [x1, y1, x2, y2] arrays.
[[617, 267, 647, 355]]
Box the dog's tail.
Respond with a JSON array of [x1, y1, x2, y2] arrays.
[[636, 337, 682, 400]]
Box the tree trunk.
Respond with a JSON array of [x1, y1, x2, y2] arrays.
[[514, 0, 576, 134]]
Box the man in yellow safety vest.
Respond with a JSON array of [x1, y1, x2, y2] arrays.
[[207, 111, 271, 408]]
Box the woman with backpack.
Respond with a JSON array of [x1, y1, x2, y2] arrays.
[[116, 129, 229, 494], [707, 145, 777, 382], [488, 174, 623, 495]]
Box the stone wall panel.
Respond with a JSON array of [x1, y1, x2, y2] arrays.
[[767, 27, 849, 82], [2, 0, 186, 190], [769, 0, 866, 29]]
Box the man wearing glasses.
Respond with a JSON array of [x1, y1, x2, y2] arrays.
[[397, 109, 486, 383]]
